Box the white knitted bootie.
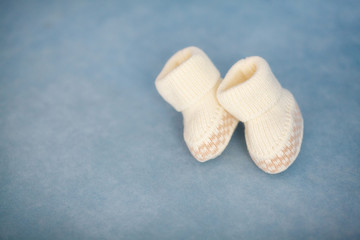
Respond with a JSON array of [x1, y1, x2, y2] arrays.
[[155, 47, 238, 162], [217, 56, 303, 173]]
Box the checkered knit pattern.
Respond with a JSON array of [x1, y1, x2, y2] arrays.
[[250, 104, 303, 174], [189, 110, 238, 162], [155, 47, 238, 162], [217, 56, 304, 174]]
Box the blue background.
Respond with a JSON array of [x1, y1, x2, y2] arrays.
[[1, 0, 359, 239]]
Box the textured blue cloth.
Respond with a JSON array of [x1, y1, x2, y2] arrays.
[[1, 0, 359, 239]]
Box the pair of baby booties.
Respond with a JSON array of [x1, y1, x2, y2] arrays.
[[155, 47, 303, 174]]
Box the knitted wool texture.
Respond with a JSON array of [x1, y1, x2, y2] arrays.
[[155, 47, 238, 162], [217, 56, 304, 174]]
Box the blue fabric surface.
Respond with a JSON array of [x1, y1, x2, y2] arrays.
[[1, 0, 360, 239]]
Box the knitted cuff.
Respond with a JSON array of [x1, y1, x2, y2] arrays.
[[217, 56, 282, 122], [155, 46, 220, 112]]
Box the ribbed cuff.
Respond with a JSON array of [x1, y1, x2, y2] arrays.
[[217, 56, 282, 122], [155, 46, 220, 112]]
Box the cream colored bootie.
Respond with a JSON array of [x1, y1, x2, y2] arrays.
[[217, 56, 303, 174], [155, 47, 238, 162]]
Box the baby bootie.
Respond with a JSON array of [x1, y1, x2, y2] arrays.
[[217, 56, 303, 173], [155, 47, 238, 162]]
